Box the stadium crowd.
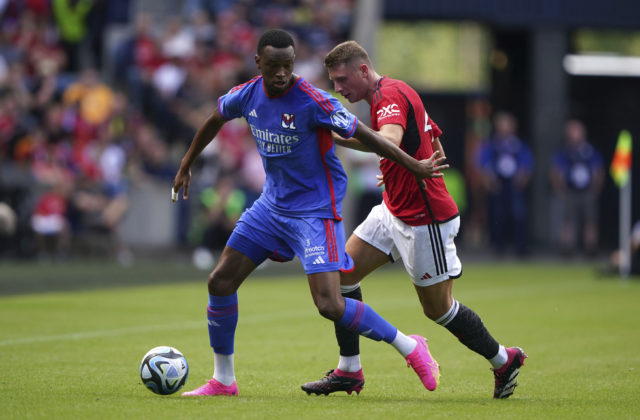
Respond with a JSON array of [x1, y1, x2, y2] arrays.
[[0, 0, 607, 264], [0, 0, 355, 261]]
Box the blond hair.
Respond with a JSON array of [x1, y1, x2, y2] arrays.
[[324, 40, 372, 69]]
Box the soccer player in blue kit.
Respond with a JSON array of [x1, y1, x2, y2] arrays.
[[172, 29, 447, 396]]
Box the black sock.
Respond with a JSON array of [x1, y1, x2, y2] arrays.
[[442, 302, 500, 360], [335, 286, 362, 356]]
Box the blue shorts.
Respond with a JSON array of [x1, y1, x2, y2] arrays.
[[227, 199, 354, 274]]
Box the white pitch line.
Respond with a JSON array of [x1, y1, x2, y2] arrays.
[[0, 321, 203, 347], [0, 285, 538, 348], [0, 309, 317, 347]]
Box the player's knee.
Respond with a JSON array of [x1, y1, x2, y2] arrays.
[[315, 297, 342, 321], [422, 306, 442, 321], [207, 271, 235, 296], [421, 300, 451, 321], [339, 271, 362, 286]]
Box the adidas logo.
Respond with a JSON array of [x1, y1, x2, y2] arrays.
[[249, 109, 258, 118], [420, 272, 432, 280], [312, 256, 326, 264]]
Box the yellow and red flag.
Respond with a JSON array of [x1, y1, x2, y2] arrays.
[[610, 130, 632, 187]]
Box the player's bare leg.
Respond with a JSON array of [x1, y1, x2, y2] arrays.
[[302, 271, 440, 395], [413, 279, 454, 321], [415, 280, 526, 399], [182, 247, 255, 396], [303, 237, 439, 395], [302, 237, 384, 395]]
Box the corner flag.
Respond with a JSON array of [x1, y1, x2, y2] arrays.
[[611, 129, 633, 277], [610, 130, 632, 187]]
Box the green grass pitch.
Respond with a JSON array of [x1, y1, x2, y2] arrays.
[[1, 260, 639, 419]]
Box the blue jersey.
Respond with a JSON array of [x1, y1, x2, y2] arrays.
[[478, 135, 534, 183], [551, 142, 603, 191], [217, 75, 358, 220]]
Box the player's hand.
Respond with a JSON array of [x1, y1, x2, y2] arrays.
[[376, 174, 384, 188], [421, 150, 449, 177], [414, 150, 449, 188], [171, 168, 192, 202]]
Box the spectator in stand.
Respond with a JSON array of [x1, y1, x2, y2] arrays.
[[292, 41, 329, 89], [63, 67, 115, 127], [133, 123, 176, 181], [477, 112, 534, 256], [237, 134, 265, 207], [0, 0, 358, 261], [52, 0, 93, 73], [31, 183, 71, 260], [107, 91, 143, 145], [67, 124, 131, 262], [0, 201, 18, 256], [190, 172, 246, 254], [29, 125, 74, 260], [85, 0, 107, 69], [463, 98, 492, 249], [188, 9, 216, 47], [549, 119, 604, 256], [112, 13, 163, 110]]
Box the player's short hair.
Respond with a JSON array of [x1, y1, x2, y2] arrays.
[[324, 40, 372, 69], [257, 29, 295, 55]]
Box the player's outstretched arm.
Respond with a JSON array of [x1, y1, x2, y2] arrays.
[[332, 132, 371, 152], [172, 109, 226, 202], [352, 122, 449, 180]]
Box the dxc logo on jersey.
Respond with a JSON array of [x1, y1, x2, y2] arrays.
[[281, 113, 296, 130], [377, 103, 400, 119]]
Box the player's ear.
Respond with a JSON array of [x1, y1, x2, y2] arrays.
[[255, 54, 261, 69], [359, 64, 368, 78]]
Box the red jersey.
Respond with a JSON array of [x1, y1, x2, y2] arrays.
[[370, 77, 458, 225]]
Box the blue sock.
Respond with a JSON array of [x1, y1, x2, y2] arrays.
[[338, 298, 397, 343], [207, 293, 238, 355]]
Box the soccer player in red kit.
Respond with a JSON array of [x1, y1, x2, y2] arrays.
[[301, 41, 526, 399]]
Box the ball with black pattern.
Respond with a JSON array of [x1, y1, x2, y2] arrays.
[[139, 346, 189, 395]]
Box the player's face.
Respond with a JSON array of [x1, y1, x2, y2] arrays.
[[256, 45, 296, 96], [328, 62, 368, 103]]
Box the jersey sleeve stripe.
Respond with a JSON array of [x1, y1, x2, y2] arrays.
[[317, 128, 341, 220], [299, 81, 334, 114], [229, 76, 261, 94], [344, 117, 358, 138], [217, 97, 230, 120], [299, 82, 333, 114]]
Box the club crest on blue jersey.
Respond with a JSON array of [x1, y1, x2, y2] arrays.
[[330, 110, 351, 130], [281, 113, 296, 130]]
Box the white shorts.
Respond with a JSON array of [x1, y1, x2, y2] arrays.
[[31, 214, 66, 235], [353, 202, 462, 287]]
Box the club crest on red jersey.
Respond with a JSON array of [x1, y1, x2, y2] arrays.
[[281, 113, 296, 130]]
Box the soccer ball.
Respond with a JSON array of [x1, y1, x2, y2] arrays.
[[139, 346, 189, 395]]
